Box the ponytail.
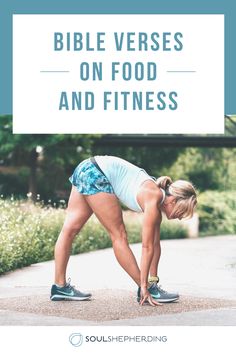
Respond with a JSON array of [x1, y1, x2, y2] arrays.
[[156, 176, 173, 191], [156, 176, 197, 219]]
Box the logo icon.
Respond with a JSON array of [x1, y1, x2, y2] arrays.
[[69, 333, 83, 347], [58, 289, 74, 296]]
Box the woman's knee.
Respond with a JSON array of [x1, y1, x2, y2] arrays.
[[61, 213, 89, 239], [62, 211, 91, 235], [109, 225, 128, 244], [61, 223, 81, 239]]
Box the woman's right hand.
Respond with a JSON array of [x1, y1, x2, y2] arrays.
[[140, 287, 162, 307]]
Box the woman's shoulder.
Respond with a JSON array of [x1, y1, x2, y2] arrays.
[[138, 180, 164, 208]]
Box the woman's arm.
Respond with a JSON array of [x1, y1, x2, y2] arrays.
[[140, 197, 162, 305], [149, 217, 162, 278]]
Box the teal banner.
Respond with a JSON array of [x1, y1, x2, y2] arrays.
[[0, 0, 235, 114]]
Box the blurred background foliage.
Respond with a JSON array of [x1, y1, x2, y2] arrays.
[[1, 115, 236, 201]]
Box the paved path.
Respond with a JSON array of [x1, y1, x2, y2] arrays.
[[0, 235, 235, 325]]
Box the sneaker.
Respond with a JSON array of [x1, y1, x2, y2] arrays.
[[137, 283, 179, 303], [50, 278, 92, 301]]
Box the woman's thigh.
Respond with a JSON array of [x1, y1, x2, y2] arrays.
[[84, 193, 126, 238], [63, 186, 93, 233]]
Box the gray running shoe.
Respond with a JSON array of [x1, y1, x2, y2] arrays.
[[50, 278, 92, 301], [137, 283, 179, 303]]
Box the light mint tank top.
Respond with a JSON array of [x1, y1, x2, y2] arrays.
[[95, 155, 164, 212]]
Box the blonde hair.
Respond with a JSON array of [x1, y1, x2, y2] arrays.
[[156, 176, 197, 219]]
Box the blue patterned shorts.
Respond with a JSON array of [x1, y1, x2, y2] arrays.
[[69, 158, 114, 195]]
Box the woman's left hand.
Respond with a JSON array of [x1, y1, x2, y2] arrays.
[[140, 287, 162, 307]]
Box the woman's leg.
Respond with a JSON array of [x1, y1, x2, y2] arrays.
[[54, 186, 93, 286], [85, 192, 141, 286]]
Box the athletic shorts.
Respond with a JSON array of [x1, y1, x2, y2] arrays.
[[69, 158, 114, 195]]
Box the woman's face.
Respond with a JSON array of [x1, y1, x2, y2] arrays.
[[161, 196, 181, 220]]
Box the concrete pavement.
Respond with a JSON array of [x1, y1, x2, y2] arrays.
[[0, 235, 236, 325]]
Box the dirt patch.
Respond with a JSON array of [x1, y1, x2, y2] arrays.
[[0, 289, 235, 323]]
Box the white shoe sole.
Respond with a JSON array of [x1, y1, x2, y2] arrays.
[[153, 297, 179, 303], [50, 294, 91, 301]]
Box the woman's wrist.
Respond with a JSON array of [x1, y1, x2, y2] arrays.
[[141, 283, 148, 289]]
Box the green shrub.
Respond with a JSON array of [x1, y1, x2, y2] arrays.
[[71, 222, 112, 254], [0, 199, 64, 274], [160, 221, 187, 240], [0, 198, 187, 275], [124, 221, 187, 241], [198, 190, 236, 235]]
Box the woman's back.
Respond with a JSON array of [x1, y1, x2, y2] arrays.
[[94, 155, 154, 212]]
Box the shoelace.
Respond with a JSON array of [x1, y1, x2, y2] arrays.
[[155, 284, 168, 294], [66, 278, 76, 291]]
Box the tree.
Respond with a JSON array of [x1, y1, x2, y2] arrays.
[[0, 115, 99, 200], [166, 147, 236, 191]]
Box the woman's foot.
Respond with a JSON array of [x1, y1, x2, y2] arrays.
[[137, 283, 179, 303], [50, 278, 92, 301]]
